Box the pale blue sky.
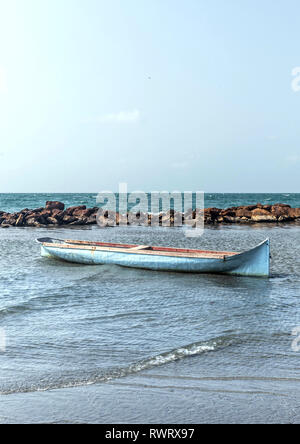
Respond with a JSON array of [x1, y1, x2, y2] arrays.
[[0, 0, 300, 192]]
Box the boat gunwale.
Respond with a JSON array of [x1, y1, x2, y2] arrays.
[[64, 239, 238, 256]]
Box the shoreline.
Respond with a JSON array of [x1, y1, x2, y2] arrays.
[[0, 375, 299, 424], [1, 200, 300, 228]]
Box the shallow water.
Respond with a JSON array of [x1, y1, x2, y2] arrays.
[[0, 223, 300, 423]]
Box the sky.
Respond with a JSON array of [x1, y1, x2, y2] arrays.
[[0, 0, 300, 193]]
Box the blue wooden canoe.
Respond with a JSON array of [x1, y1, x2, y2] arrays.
[[36, 237, 270, 278]]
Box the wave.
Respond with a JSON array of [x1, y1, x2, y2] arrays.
[[126, 342, 215, 374], [0, 336, 232, 396]]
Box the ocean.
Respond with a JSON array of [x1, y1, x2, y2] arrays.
[[0, 193, 300, 423], [1, 192, 300, 214]]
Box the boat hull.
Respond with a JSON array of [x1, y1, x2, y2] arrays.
[[40, 239, 270, 278]]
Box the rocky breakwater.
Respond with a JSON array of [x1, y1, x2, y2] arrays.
[[204, 203, 300, 224], [1, 201, 300, 228], [0, 201, 99, 228]]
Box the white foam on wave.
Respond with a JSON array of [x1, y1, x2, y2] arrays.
[[128, 343, 216, 374]]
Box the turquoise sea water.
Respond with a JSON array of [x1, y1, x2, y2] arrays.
[[0, 193, 300, 423], [1, 193, 300, 214]]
